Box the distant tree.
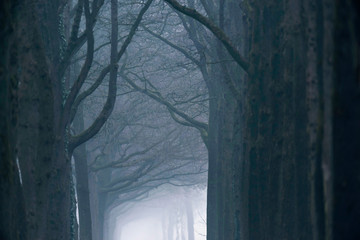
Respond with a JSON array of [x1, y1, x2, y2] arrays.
[[114, 0, 360, 239], [74, 3, 209, 237]]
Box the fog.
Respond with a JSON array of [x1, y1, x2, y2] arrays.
[[3, 0, 360, 239], [109, 186, 206, 240]]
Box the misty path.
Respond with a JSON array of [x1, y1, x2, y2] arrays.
[[109, 187, 206, 240]]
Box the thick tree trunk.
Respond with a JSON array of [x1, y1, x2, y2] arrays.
[[332, 0, 360, 238], [15, 1, 61, 239], [74, 104, 93, 240], [45, 141, 72, 240], [205, 2, 245, 240], [241, 0, 325, 239], [74, 145, 93, 240], [0, 2, 27, 239], [204, 0, 360, 240], [15, 1, 74, 239], [1, 1, 72, 239]]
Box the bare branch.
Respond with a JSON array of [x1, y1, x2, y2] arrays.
[[163, 0, 249, 73], [120, 72, 209, 142], [69, 0, 154, 151], [91, 130, 174, 172], [141, 23, 201, 67], [103, 160, 207, 193]]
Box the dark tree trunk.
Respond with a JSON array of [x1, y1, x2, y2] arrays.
[[202, 0, 360, 240], [74, 103, 93, 240], [205, 1, 246, 240], [0, 2, 27, 239], [245, 2, 310, 238], [0, 1, 73, 240], [74, 142, 93, 240], [332, 0, 360, 238], [15, 1, 60, 239]]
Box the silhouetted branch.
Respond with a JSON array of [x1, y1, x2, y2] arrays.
[[69, 0, 154, 151], [163, 0, 249, 73]]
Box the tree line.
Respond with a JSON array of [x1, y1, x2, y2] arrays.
[[1, 0, 359, 240]]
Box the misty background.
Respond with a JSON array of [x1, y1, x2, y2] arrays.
[[1, 0, 360, 240]]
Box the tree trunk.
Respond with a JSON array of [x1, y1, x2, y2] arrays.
[[205, 1, 245, 240], [332, 0, 360, 238], [45, 141, 72, 240], [89, 172, 102, 240], [74, 104, 93, 240], [15, 1, 61, 239], [204, 0, 360, 240], [0, 2, 27, 239], [74, 145, 93, 240]]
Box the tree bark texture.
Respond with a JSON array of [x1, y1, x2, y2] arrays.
[[14, 0, 73, 239], [0, 1, 27, 239], [204, 0, 360, 240], [74, 105, 93, 240], [332, 0, 360, 238], [15, 0, 60, 239], [0, 0, 73, 239], [204, 1, 245, 240]]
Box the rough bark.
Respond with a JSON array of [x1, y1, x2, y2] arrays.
[[164, 0, 249, 73], [0, 1, 27, 239], [240, 1, 359, 239], [74, 106, 93, 240], [332, 0, 360, 238], [15, 0, 58, 238], [181, 0, 360, 240]]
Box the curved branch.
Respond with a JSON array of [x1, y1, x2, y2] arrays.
[[91, 132, 171, 172], [69, 65, 111, 124], [121, 73, 208, 139], [163, 0, 249, 73], [102, 160, 206, 193], [60, 0, 95, 135], [69, 0, 154, 151], [58, 0, 105, 79], [141, 24, 201, 67], [116, 0, 154, 63], [57, 0, 84, 79]]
